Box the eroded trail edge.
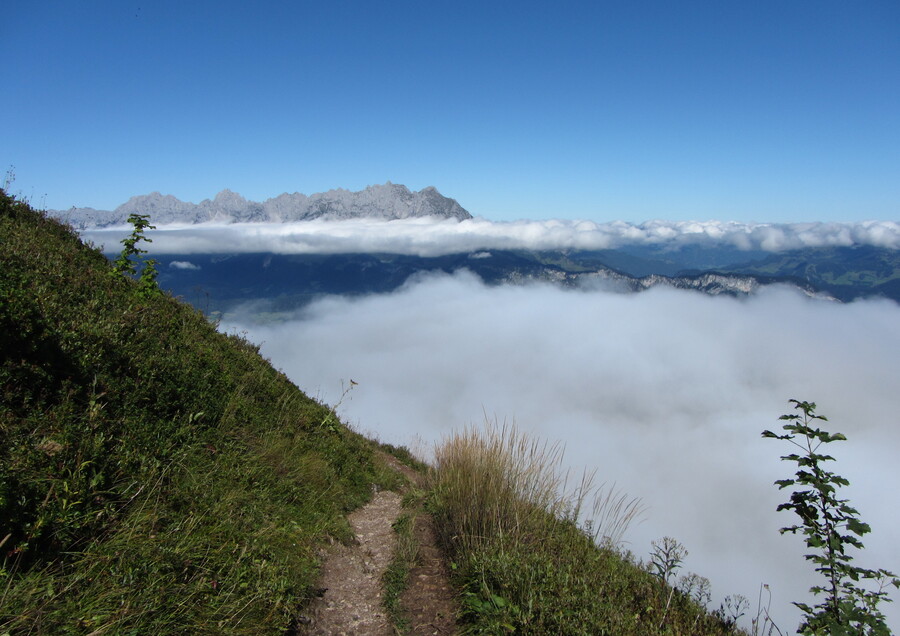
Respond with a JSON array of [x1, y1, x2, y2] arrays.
[[401, 513, 458, 635]]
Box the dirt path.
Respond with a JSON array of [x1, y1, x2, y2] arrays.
[[381, 454, 458, 635], [299, 455, 458, 635], [300, 489, 403, 635]]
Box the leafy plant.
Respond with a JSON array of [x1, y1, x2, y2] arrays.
[[460, 588, 521, 634], [112, 212, 160, 297], [715, 595, 750, 630], [112, 213, 154, 276], [678, 572, 712, 608], [763, 399, 899, 634], [137, 255, 160, 298]]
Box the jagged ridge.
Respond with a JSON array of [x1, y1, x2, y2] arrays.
[[51, 182, 472, 228]]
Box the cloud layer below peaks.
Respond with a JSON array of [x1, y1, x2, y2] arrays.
[[80, 217, 900, 256]]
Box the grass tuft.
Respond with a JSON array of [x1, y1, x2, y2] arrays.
[[428, 420, 641, 556]]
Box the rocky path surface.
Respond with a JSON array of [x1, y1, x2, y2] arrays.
[[301, 489, 402, 635], [299, 455, 457, 635]]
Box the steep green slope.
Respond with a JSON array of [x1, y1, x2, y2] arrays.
[[0, 190, 396, 633]]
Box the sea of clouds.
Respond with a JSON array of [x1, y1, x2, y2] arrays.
[[222, 273, 900, 631], [80, 217, 900, 256]]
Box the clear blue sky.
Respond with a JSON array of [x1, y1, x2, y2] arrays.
[[3, 0, 899, 222]]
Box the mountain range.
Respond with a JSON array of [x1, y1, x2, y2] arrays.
[[50, 182, 472, 228], [157, 247, 897, 317], [48, 183, 899, 309]]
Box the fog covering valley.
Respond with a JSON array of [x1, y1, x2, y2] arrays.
[[220, 272, 900, 632], [75, 210, 900, 630]]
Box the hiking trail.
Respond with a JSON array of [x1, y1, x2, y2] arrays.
[[299, 454, 458, 635]]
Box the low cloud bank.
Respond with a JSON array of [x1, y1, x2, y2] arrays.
[[82, 217, 900, 256], [223, 276, 900, 631]]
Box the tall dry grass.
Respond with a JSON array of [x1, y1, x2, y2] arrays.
[[428, 420, 643, 555], [427, 421, 743, 634]]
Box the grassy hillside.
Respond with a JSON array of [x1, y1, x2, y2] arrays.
[[2, 190, 753, 634], [0, 189, 400, 633]]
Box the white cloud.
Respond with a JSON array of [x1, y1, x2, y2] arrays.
[[168, 260, 200, 270], [223, 275, 900, 632], [80, 217, 900, 256]]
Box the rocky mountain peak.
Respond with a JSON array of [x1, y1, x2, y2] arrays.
[[51, 183, 472, 228]]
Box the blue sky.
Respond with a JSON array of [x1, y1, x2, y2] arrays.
[[3, 0, 899, 222]]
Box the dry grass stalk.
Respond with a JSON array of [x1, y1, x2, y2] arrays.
[[429, 419, 643, 554]]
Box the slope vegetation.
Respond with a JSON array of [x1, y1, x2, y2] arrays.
[[0, 190, 399, 632], [428, 424, 747, 635], [719, 245, 900, 301]]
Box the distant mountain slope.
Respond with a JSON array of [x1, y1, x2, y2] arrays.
[[154, 250, 832, 315], [50, 182, 472, 228], [713, 245, 900, 302]]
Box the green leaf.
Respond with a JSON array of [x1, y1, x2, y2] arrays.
[[846, 518, 870, 536]]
